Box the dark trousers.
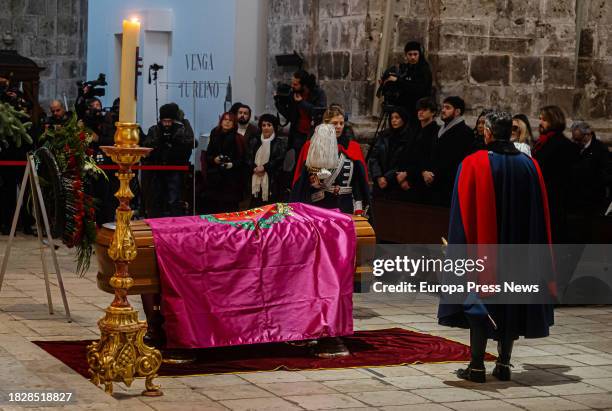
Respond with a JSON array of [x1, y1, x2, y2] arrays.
[[467, 314, 514, 368], [93, 170, 118, 225], [142, 170, 185, 218]]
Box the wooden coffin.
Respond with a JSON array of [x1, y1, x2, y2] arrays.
[[96, 216, 376, 295], [372, 199, 450, 244]]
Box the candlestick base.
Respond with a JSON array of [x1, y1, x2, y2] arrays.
[[88, 122, 161, 396], [86, 306, 163, 396]]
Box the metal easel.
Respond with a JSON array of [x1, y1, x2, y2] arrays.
[[0, 153, 72, 322]]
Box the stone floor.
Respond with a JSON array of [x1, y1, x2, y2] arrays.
[[1, 234, 611, 410]]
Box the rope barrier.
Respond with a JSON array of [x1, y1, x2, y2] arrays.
[[0, 161, 190, 171]]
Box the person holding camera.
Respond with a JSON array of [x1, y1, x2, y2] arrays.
[[204, 112, 246, 213], [142, 103, 195, 218], [379, 41, 432, 128], [0, 79, 35, 235], [81, 97, 118, 224], [274, 69, 327, 160]]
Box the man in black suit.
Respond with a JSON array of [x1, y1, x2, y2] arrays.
[[533, 106, 580, 243], [420, 96, 474, 206], [569, 121, 609, 217]]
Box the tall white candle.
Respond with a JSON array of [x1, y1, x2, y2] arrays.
[[119, 18, 140, 123]]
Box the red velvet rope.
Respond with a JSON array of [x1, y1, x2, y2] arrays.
[[0, 161, 190, 171]]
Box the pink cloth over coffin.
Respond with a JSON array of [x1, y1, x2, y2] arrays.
[[146, 203, 356, 349]]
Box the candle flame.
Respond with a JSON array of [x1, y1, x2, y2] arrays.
[[130, 17, 140, 23]]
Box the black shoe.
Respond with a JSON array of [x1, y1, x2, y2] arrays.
[[492, 362, 513, 381], [457, 365, 486, 383]]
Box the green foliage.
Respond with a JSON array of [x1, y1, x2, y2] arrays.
[[40, 111, 103, 277], [0, 102, 33, 150]]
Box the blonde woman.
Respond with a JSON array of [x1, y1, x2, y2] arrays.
[[510, 114, 534, 156]]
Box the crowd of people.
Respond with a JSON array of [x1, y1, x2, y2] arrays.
[[0, 40, 610, 242]]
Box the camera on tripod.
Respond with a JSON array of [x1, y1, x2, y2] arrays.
[[376, 70, 405, 107], [77, 73, 107, 99]]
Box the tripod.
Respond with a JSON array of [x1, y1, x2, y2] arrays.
[[366, 104, 400, 162], [148, 64, 164, 123]]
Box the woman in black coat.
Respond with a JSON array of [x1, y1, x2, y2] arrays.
[[247, 114, 287, 207], [368, 107, 416, 201], [205, 112, 246, 213], [533, 106, 580, 243]]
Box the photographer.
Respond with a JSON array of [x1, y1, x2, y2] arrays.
[[0, 79, 34, 235], [82, 98, 115, 149], [204, 112, 246, 213], [379, 41, 432, 128], [86, 97, 120, 224], [274, 69, 327, 159], [142, 103, 195, 217], [75, 73, 107, 120]]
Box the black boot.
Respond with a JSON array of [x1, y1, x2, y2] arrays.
[[492, 362, 513, 381], [457, 364, 486, 383], [492, 337, 514, 381], [461, 315, 488, 383]]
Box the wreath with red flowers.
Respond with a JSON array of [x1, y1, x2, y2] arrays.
[[38, 112, 104, 276]]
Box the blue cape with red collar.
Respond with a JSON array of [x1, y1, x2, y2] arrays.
[[438, 147, 555, 339]]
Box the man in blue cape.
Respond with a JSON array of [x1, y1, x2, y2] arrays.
[[438, 111, 555, 383]]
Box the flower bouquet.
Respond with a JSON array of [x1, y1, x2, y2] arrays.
[[39, 112, 105, 276]]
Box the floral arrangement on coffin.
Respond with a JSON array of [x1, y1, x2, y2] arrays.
[[40, 112, 105, 276], [0, 101, 32, 151]]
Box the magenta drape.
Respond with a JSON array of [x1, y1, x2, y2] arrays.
[[146, 203, 356, 348]]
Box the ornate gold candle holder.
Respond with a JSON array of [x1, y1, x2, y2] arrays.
[[86, 122, 162, 396]]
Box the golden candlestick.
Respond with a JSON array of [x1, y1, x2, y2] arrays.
[[86, 123, 162, 396]]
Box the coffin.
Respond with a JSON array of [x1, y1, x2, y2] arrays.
[[96, 216, 376, 295], [372, 199, 450, 244]]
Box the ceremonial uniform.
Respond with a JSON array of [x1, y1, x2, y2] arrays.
[[438, 138, 555, 382], [291, 135, 370, 215]]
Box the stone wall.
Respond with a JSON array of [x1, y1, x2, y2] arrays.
[[267, 0, 612, 139], [267, 0, 387, 120], [0, 0, 88, 109]]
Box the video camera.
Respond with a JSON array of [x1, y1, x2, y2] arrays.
[[376, 67, 407, 107], [275, 82, 292, 98], [77, 73, 107, 99]]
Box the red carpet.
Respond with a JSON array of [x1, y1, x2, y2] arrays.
[[33, 328, 495, 378]]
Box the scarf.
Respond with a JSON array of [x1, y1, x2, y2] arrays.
[[438, 116, 464, 139], [252, 134, 275, 201], [533, 130, 556, 154]]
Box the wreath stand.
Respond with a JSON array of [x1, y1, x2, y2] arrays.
[[0, 153, 72, 322]]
